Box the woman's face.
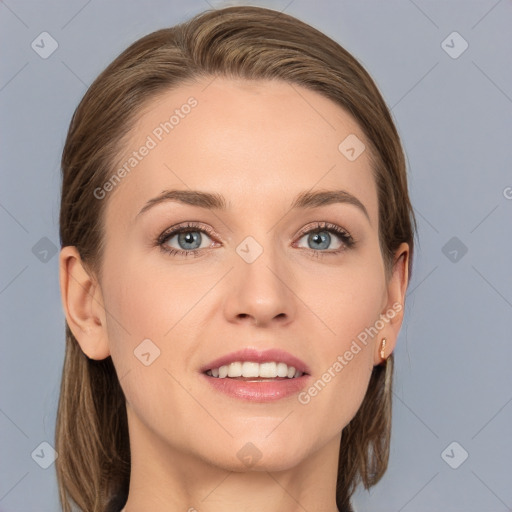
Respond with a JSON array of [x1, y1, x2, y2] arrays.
[[83, 77, 408, 471]]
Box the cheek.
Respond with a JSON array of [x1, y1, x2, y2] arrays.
[[307, 257, 386, 349], [100, 259, 198, 429], [296, 261, 384, 425], [101, 253, 216, 390], [102, 252, 206, 345]]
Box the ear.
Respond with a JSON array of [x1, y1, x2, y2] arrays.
[[373, 242, 410, 365], [59, 246, 110, 360]]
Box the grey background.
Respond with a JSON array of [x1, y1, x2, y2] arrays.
[[1, 0, 511, 511]]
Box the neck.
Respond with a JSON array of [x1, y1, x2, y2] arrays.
[[121, 406, 342, 512]]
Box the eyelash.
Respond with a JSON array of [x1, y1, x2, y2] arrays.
[[156, 221, 355, 258]]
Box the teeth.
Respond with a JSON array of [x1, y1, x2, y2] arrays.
[[260, 362, 277, 378], [242, 361, 260, 377], [276, 362, 288, 377], [205, 361, 304, 379], [227, 362, 242, 377]]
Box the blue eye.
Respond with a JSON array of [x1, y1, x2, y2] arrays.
[[300, 230, 336, 250], [174, 231, 204, 250], [156, 221, 355, 258], [295, 222, 354, 255], [158, 223, 215, 257]]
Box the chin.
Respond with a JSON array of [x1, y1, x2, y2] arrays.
[[201, 440, 310, 473]]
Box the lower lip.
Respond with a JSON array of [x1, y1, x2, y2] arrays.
[[201, 373, 311, 402]]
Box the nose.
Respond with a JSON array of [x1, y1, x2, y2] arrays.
[[223, 242, 297, 328]]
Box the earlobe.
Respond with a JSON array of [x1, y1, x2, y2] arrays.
[[59, 246, 111, 360], [374, 242, 410, 365]]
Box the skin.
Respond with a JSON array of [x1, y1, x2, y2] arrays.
[[60, 77, 409, 512]]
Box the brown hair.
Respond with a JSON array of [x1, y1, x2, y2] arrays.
[[56, 6, 416, 512]]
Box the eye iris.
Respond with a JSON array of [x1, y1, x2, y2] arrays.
[[178, 231, 201, 250], [309, 231, 330, 250]]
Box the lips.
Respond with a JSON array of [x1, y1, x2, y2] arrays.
[[200, 347, 311, 375], [200, 348, 311, 402]]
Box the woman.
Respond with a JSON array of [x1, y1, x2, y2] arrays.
[[56, 5, 416, 512]]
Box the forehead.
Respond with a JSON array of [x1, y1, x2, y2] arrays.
[[105, 76, 378, 226]]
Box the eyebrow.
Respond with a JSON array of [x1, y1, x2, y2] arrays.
[[136, 188, 370, 223]]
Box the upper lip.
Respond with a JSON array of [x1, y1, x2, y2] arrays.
[[200, 348, 310, 375]]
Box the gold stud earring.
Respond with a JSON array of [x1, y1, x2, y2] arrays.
[[380, 337, 387, 361]]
